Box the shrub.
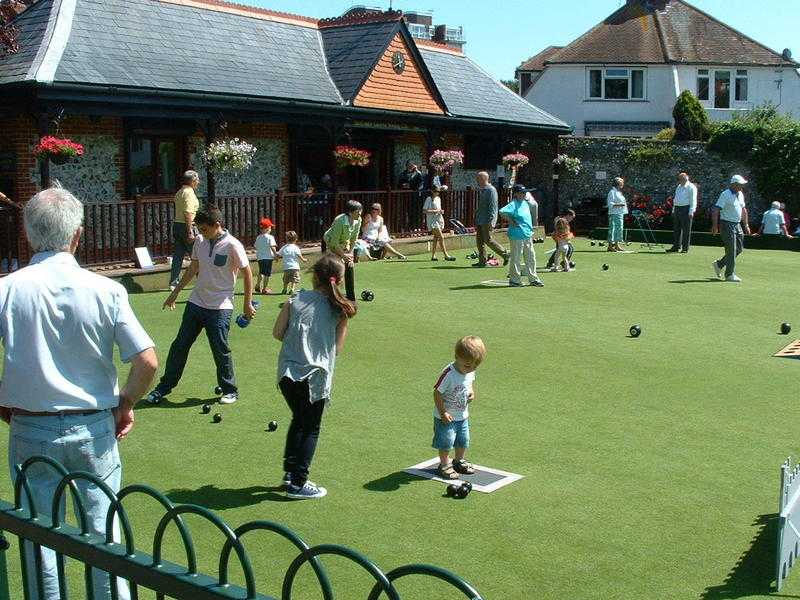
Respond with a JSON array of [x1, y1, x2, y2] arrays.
[[624, 144, 674, 168], [707, 104, 800, 212], [654, 128, 676, 141], [672, 91, 710, 141]]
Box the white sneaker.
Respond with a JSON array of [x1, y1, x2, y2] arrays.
[[169, 285, 177, 292], [712, 261, 723, 279], [726, 274, 742, 283], [286, 481, 327, 499], [219, 393, 238, 404]]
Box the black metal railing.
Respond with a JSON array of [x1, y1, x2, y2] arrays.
[[0, 456, 484, 599]]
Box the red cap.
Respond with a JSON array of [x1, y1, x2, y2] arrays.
[[260, 218, 273, 228]]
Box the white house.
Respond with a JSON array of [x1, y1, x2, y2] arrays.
[[517, 0, 800, 137]]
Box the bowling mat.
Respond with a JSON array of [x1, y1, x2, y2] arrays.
[[404, 457, 523, 493], [774, 339, 800, 359]]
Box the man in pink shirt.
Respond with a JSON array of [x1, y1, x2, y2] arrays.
[[147, 206, 255, 405]]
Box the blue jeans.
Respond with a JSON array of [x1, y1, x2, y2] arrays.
[[155, 302, 236, 395], [8, 411, 128, 600], [432, 418, 470, 451], [608, 214, 624, 243], [169, 222, 193, 287]]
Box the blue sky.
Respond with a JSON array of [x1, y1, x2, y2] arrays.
[[251, 0, 799, 80]]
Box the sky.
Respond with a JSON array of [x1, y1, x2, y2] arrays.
[[250, 0, 800, 80]]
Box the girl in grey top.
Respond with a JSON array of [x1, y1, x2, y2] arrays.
[[272, 253, 357, 499]]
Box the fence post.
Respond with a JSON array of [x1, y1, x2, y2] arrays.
[[275, 189, 284, 237], [134, 195, 145, 248]]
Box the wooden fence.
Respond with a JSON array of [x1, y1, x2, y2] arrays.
[[1, 188, 498, 273]]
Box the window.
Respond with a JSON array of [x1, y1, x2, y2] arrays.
[[587, 68, 646, 100], [697, 69, 709, 100], [714, 70, 731, 108], [589, 69, 602, 98], [699, 69, 749, 107], [127, 136, 183, 196], [735, 69, 748, 101]]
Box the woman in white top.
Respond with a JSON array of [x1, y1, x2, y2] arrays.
[[361, 203, 406, 260], [423, 185, 456, 261], [606, 177, 628, 252]]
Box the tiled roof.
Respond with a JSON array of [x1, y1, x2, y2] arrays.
[[546, 0, 797, 67], [420, 47, 569, 129], [52, 0, 342, 103], [0, 0, 58, 85], [517, 46, 563, 72], [320, 20, 400, 101]]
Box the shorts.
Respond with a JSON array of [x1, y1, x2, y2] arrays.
[[432, 417, 470, 451], [258, 259, 273, 277], [283, 269, 301, 285]]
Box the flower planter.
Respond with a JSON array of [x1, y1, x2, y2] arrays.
[[33, 136, 84, 164]]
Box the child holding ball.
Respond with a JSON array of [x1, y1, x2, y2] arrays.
[[272, 253, 357, 499], [432, 336, 486, 479]]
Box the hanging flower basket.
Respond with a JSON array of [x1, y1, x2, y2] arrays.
[[429, 149, 464, 174], [203, 138, 257, 173], [33, 136, 84, 165], [553, 154, 582, 176], [502, 152, 529, 171], [334, 145, 371, 168]]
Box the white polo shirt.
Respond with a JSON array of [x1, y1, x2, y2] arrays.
[[0, 252, 154, 412], [715, 189, 745, 223], [607, 188, 628, 216], [673, 182, 698, 213], [761, 208, 785, 234], [189, 231, 249, 311]]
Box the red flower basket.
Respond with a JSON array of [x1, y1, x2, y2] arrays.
[[33, 136, 84, 165], [334, 145, 371, 168]]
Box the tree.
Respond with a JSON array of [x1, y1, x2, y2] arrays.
[[501, 79, 519, 94], [672, 90, 710, 141], [1, 1, 34, 56]]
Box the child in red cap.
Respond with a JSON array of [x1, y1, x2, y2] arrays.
[[255, 217, 277, 293]]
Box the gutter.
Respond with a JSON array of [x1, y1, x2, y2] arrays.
[[33, 82, 573, 134]]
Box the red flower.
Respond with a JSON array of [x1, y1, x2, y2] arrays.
[[33, 136, 84, 159]]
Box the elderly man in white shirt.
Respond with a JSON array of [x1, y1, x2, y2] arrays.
[[711, 175, 751, 283], [756, 201, 793, 238], [0, 188, 157, 599], [666, 172, 698, 253]]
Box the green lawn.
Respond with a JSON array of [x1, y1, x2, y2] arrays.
[[1, 240, 799, 599]]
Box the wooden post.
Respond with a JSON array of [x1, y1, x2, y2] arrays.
[[134, 194, 145, 248], [275, 189, 284, 237], [37, 113, 50, 190], [550, 135, 560, 234], [204, 119, 217, 206]]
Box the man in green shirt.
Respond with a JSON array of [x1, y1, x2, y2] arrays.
[[322, 200, 362, 301], [170, 170, 200, 289]]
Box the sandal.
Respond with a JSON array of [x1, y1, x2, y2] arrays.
[[437, 463, 459, 480], [453, 459, 475, 475]]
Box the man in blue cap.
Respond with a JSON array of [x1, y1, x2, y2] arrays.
[[499, 184, 543, 287]]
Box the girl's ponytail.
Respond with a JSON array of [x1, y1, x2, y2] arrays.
[[314, 253, 357, 318]]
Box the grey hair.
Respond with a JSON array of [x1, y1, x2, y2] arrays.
[[24, 187, 83, 252], [613, 177, 624, 188], [182, 170, 200, 185], [772, 201, 781, 209]]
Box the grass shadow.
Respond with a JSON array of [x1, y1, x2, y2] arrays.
[[136, 396, 217, 410], [449, 283, 516, 291], [363, 471, 424, 492], [700, 513, 788, 599], [166, 483, 292, 507], [668, 279, 721, 284]]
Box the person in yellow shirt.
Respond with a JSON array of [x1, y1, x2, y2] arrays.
[[170, 170, 200, 289]]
